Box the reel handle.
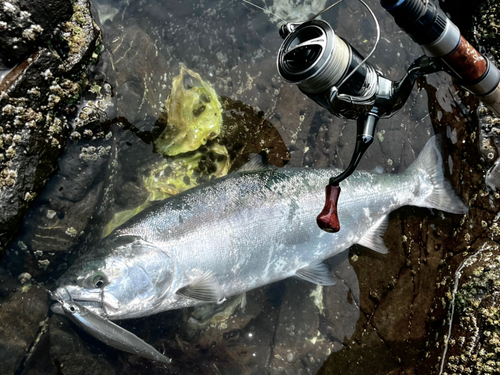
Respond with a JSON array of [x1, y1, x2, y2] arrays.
[[317, 113, 378, 232], [317, 185, 341, 232]]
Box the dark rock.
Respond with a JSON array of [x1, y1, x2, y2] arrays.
[[47, 314, 117, 375], [219, 96, 290, 170], [0, 49, 69, 254], [103, 20, 171, 123], [0, 0, 101, 255], [0, 0, 73, 67], [418, 240, 500, 375], [0, 275, 49, 375]]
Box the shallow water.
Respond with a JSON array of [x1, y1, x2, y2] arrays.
[[1, 0, 497, 374]]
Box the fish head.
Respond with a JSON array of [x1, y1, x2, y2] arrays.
[[53, 236, 175, 319]]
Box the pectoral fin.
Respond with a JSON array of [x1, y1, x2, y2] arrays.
[[358, 215, 389, 254], [176, 272, 220, 302], [296, 261, 337, 286]]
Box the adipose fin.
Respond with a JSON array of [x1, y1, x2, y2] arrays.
[[236, 153, 274, 173]]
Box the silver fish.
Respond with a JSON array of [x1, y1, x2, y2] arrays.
[[53, 136, 466, 322], [51, 300, 171, 363]]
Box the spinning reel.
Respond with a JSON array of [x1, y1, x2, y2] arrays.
[[276, 0, 500, 232]]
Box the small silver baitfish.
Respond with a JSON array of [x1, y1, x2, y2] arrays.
[[51, 300, 171, 363], [52, 136, 467, 358]]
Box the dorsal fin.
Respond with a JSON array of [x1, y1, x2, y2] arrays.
[[236, 153, 273, 173]]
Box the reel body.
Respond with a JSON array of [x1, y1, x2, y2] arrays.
[[277, 17, 439, 187]]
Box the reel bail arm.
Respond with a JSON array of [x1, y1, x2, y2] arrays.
[[327, 55, 443, 185]]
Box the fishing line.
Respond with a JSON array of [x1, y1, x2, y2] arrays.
[[335, 0, 380, 91], [307, 0, 346, 21], [438, 243, 490, 375], [241, 0, 287, 23]]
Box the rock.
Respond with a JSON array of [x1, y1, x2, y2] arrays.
[[0, 0, 73, 67], [0, 272, 49, 375], [45, 314, 117, 375], [418, 240, 500, 375], [0, 0, 101, 254], [219, 97, 290, 169], [102, 20, 171, 124]]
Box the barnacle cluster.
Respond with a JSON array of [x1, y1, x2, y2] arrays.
[[0, 1, 44, 52], [61, 0, 101, 67], [441, 243, 500, 375], [474, 0, 500, 61], [0, 76, 80, 191]]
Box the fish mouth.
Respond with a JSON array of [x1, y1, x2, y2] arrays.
[[50, 298, 104, 316], [72, 300, 103, 309], [51, 287, 104, 314]]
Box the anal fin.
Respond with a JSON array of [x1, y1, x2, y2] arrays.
[[357, 215, 389, 254], [296, 261, 337, 286]]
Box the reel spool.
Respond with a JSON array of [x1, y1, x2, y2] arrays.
[[277, 19, 378, 114]]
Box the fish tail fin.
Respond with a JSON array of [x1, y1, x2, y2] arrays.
[[407, 135, 468, 214]]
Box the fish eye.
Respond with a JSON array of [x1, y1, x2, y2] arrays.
[[92, 274, 107, 289]]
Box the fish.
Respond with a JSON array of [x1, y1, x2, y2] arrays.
[[51, 135, 467, 361], [52, 135, 466, 322], [51, 300, 171, 363]]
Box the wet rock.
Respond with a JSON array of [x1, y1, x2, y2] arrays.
[[101, 20, 171, 123], [418, 240, 500, 375], [20, 142, 109, 255], [47, 314, 116, 375], [0, 0, 73, 67], [0, 273, 49, 375], [270, 282, 339, 374], [0, 0, 101, 254], [219, 97, 290, 169], [470, 0, 500, 62], [6, 304, 116, 375]]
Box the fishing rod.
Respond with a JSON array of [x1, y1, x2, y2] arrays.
[[276, 0, 500, 232]]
